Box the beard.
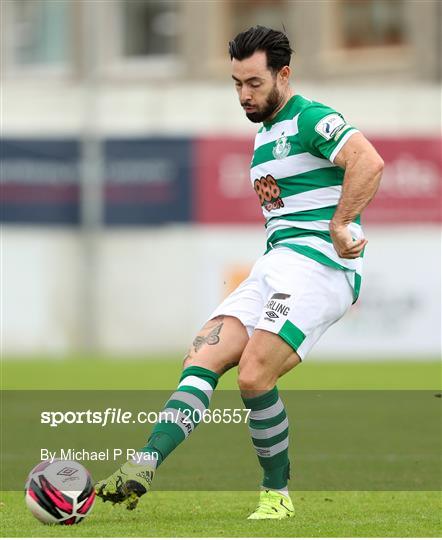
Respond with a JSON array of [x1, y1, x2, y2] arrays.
[[243, 84, 282, 123]]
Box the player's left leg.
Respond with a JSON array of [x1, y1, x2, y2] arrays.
[[238, 247, 354, 519], [238, 330, 299, 520]]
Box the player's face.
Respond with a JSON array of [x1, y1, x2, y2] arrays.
[[231, 51, 285, 123]]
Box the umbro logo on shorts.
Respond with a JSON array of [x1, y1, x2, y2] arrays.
[[264, 293, 291, 323], [265, 301, 290, 317]]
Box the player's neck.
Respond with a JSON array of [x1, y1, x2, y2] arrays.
[[266, 88, 295, 122]]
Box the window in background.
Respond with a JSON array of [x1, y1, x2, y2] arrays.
[[11, 0, 70, 66], [340, 0, 406, 49], [230, 0, 287, 38], [121, 0, 179, 57]]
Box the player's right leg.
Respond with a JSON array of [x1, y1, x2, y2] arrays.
[[95, 315, 248, 509]]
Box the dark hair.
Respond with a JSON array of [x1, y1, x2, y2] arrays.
[[228, 25, 293, 73]]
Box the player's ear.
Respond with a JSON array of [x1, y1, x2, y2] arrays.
[[278, 65, 291, 84]]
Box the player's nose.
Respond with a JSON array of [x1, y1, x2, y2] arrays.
[[240, 87, 252, 103]]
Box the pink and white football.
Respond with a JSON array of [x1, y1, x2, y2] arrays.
[[25, 460, 95, 525]]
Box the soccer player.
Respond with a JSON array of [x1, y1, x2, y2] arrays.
[[96, 26, 384, 519]]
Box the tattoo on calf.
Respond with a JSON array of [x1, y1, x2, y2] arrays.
[[193, 322, 224, 352]]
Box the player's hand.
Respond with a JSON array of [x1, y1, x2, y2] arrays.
[[329, 222, 367, 259]]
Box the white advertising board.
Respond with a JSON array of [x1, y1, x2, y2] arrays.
[[2, 226, 440, 359]]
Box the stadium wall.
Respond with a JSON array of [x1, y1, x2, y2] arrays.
[[2, 225, 440, 358], [3, 82, 441, 137]]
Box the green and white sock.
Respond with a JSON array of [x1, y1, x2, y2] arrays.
[[136, 366, 219, 468], [242, 387, 290, 490]]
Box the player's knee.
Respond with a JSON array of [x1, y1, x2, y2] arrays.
[[237, 355, 274, 393], [238, 372, 262, 393], [238, 371, 274, 394]]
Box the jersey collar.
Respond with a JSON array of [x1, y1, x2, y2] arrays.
[[262, 94, 299, 129]]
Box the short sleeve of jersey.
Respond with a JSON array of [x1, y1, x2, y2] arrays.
[[297, 104, 359, 163]]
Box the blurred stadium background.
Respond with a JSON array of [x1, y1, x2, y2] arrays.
[[1, 0, 441, 361]]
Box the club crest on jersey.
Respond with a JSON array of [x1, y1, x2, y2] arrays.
[[272, 132, 291, 160]]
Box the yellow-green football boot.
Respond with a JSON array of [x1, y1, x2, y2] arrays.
[[95, 461, 155, 510], [247, 489, 294, 520]]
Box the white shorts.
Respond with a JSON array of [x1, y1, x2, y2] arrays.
[[209, 247, 353, 360]]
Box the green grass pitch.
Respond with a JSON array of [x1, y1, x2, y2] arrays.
[[1, 357, 441, 537]]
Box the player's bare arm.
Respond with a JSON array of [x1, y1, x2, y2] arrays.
[[330, 133, 384, 259]]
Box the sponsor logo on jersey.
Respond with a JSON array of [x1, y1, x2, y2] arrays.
[[272, 132, 291, 159], [253, 174, 284, 211], [264, 199, 284, 211], [315, 114, 346, 140], [265, 310, 279, 321]]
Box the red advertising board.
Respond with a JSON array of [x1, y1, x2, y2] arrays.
[[194, 136, 442, 224], [365, 137, 441, 223], [194, 137, 260, 224]]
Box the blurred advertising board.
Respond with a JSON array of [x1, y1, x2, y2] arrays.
[[365, 137, 442, 223], [1, 139, 80, 224], [104, 138, 192, 225], [1, 138, 192, 225], [2, 136, 440, 225], [194, 137, 261, 223], [194, 136, 442, 224]]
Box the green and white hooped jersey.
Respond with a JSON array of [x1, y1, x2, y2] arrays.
[[251, 94, 362, 301]]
